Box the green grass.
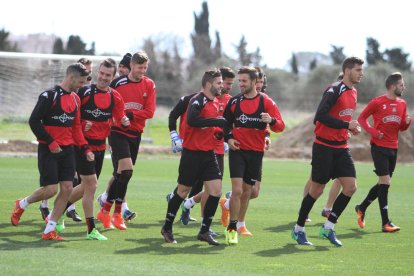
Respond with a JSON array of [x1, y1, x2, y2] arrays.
[[0, 110, 310, 145], [0, 156, 413, 275]]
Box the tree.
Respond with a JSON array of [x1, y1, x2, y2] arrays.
[[290, 52, 299, 75], [191, 1, 213, 64], [142, 38, 160, 78], [329, 45, 346, 65], [0, 28, 19, 52], [64, 35, 95, 55], [52, 38, 65, 54], [212, 31, 222, 61], [86, 42, 95, 55], [236, 36, 252, 65], [366, 37, 384, 65], [251, 47, 263, 67], [384, 48, 412, 71], [309, 58, 317, 71]]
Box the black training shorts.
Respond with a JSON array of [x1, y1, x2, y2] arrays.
[[371, 143, 397, 177], [109, 131, 141, 173], [178, 148, 222, 187], [229, 149, 264, 185], [38, 144, 75, 186], [311, 142, 356, 184], [75, 148, 105, 177]]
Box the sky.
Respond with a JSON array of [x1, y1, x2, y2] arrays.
[[2, 0, 414, 69]]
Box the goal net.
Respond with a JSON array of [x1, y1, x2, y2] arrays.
[[0, 52, 120, 118]]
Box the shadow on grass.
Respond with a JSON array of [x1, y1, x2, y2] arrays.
[[124, 219, 199, 230], [254, 243, 330, 257], [115, 234, 225, 255], [264, 221, 296, 233], [0, 219, 45, 238], [0, 237, 67, 250]]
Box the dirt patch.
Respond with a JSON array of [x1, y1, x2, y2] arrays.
[[0, 140, 38, 153], [2, 108, 414, 162], [0, 140, 172, 156], [268, 105, 414, 162]]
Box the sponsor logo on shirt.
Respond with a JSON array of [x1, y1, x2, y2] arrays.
[[237, 113, 262, 124], [125, 102, 143, 110], [382, 115, 401, 124], [85, 108, 111, 118], [339, 108, 353, 117], [52, 113, 75, 123]]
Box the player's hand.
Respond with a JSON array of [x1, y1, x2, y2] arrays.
[[264, 136, 271, 150], [48, 141, 62, 153], [351, 125, 361, 135], [170, 131, 183, 153], [348, 120, 361, 135], [121, 116, 130, 127], [376, 131, 384, 139], [86, 151, 95, 161], [224, 142, 229, 153], [228, 138, 240, 150], [84, 120, 92, 132], [260, 113, 272, 124], [406, 115, 412, 125]]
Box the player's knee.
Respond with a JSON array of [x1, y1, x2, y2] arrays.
[[250, 189, 259, 199], [60, 182, 73, 194], [119, 169, 133, 183], [43, 185, 58, 198], [343, 184, 357, 196], [232, 188, 243, 198]]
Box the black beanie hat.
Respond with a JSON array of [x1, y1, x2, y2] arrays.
[[120, 53, 132, 70]]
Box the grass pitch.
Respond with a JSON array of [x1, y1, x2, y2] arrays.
[[0, 156, 413, 275]]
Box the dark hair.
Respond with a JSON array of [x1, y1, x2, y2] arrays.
[[100, 58, 117, 76], [337, 72, 344, 81], [385, 72, 403, 89], [120, 53, 132, 70], [238, 66, 258, 81], [255, 66, 267, 92], [202, 68, 222, 88], [131, 51, 149, 64], [219, 67, 236, 80], [342, 57, 364, 73], [77, 57, 92, 66], [67, 63, 89, 77]]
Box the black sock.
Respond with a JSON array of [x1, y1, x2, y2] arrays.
[[328, 192, 351, 223], [227, 220, 238, 231], [108, 173, 120, 201], [164, 189, 184, 231], [65, 201, 73, 212], [200, 195, 220, 234], [378, 184, 390, 225], [115, 170, 133, 200], [359, 183, 379, 212], [86, 217, 95, 234], [297, 193, 316, 227]]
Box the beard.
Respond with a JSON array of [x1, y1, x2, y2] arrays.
[[395, 90, 403, 97], [211, 87, 221, 97]]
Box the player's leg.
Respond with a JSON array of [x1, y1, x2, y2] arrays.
[[293, 143, 331, 245], [12, 144, 59, 226], [322, 178, 342, 217], [161, 149, 196, 243], [320, 148, 356, 247]]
